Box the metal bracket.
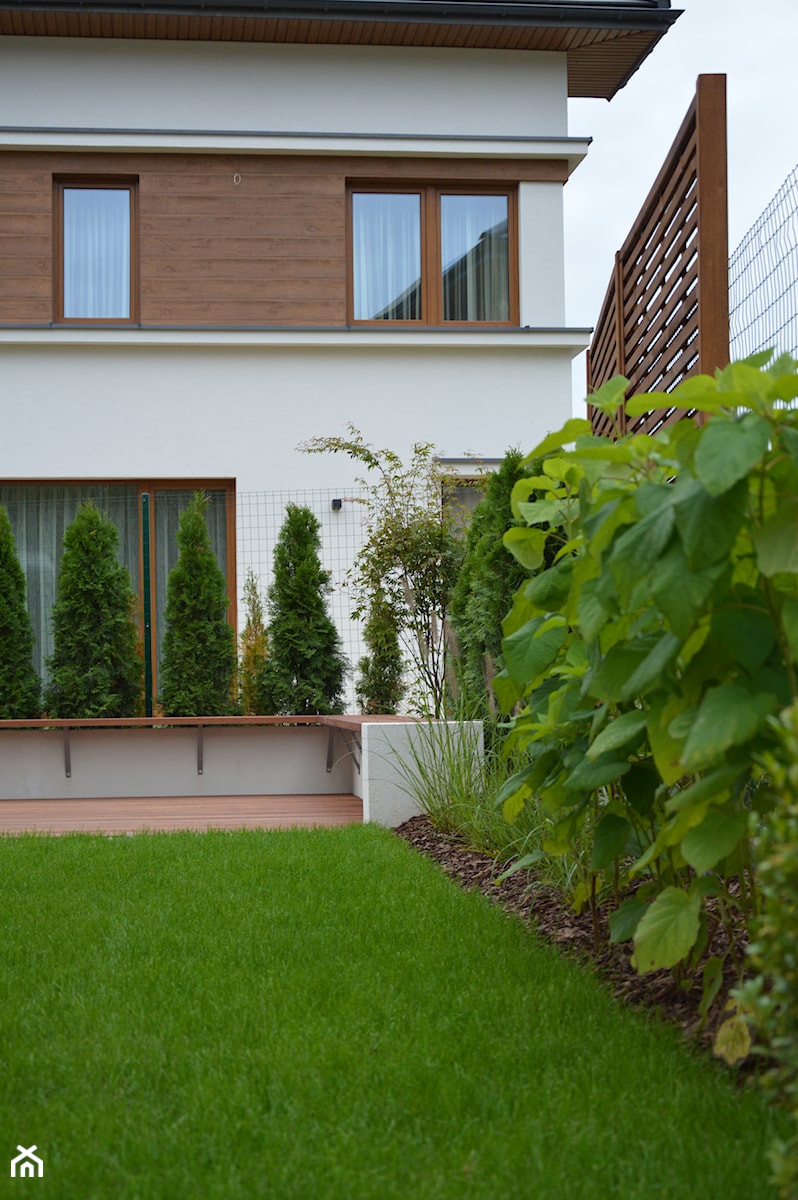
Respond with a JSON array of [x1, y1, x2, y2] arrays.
[[326, 726, 362, 774], [63, 727, 71, 778]]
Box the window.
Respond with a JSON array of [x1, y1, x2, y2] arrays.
[[55, 179, 138, 322], [349, 187, 515, 325], [0, 481, 235, 708]]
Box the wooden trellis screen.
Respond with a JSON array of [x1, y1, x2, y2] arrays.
[[586, 74, 729, 437]]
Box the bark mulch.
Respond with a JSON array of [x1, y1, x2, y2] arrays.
[[393, 813, 749, 1063]]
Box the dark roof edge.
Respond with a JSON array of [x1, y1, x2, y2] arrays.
[[0, 1, 682, 32]]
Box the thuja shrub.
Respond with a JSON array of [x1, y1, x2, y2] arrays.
[[238, 568, 268, 715], [44, 501, 142, 718], [496, 353, 798, 998], [258, 505, 347, 715], [449, 449, 557, 724], [0, 505, 40, 718], [159, 492, 236, 716], [355, 585, 404, 714]]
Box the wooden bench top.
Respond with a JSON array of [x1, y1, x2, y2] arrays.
[[0, 714, 415, 730]]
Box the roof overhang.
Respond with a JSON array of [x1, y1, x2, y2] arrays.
[[0, 1, 682, 100]]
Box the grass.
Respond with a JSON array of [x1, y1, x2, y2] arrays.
[[0, 825, 785, 1199]]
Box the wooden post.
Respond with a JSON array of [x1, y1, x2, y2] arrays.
[[696, 74, 730, 375]]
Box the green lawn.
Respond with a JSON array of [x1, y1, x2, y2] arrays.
[[0, 825, 783, 1199]]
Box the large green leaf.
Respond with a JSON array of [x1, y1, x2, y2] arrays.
[[632, 887, 701, 973], [609, 894, 650, 943], [521, 418, 593, 467], [693, 413, 771, 496], [502, 618, 567, 689], [584, 375, 628, 417], [628, 374, 724, 416], [608, 507, 675, 595], [754, 500, 798, 576], [681, 683, 775, 771], [577, 578, 610, 643], [563, 754, 630, 792], [674, 477, 748, 568], [682, 808, 748, 874], [586, 709, 648, 760], [523, 559, 575, 613], [502, 526, 549, 570], [711, 605, 775, 675], [649, 541, 726, 638], [589, 813, 632, 871], [647, 696, 687, 787], [620, 631, 681, 701], [664, 764, 743, 813]]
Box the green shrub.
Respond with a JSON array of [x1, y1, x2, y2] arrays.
[[449, 449, 557, 725], [238, 568, 268, 715], [738, 704, 798, 1198], [355, 585, 404, 714], [44, 501, 142, 718], [496, 353, 798, 983], [159, 492, 236, 716], [258, 505, 347, 715], [0, 504, 40, 718]]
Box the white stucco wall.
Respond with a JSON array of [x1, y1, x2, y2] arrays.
[[0, 37, 567, 140], [0, 335, 582, 489]]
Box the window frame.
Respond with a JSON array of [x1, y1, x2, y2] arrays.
[[347, 183, 518, 328], [54, 176, 140, 324]]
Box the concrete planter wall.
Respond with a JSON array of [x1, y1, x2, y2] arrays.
[[0, 717, 483, 828]]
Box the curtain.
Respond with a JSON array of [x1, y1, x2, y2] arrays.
[[0, 485, 228, 687], [440, 195, 509, 322], [63, 188, 130, 319], [352, 193, 422, 320], [0, 484, 140, 683]]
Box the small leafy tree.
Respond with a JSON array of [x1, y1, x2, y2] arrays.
[[259, 505, 347, 715], [355, 585, 405, 714], [238, 568, 269, 715], [159, 492, 236, 716], [301, 426, 463, 716], [44, 501, 142, 718], [0, 505, 40, 718]]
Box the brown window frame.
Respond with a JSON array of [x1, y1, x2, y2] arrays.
[[54, 176, 140, 324], [347, 184, 518, 327]]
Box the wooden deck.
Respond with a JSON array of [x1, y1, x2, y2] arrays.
[[0, 794, 363, 836]]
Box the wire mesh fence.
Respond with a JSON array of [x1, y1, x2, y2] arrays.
[[729, 164, 798, 362], [237, 488, 369, 712]]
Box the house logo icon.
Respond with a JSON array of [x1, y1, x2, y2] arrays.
[[10, 1146, 43, 1178]]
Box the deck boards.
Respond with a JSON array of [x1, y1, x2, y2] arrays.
[[0, 795, 362, 835]]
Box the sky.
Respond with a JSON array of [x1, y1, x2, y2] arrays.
[[563, 0, 797, 408]]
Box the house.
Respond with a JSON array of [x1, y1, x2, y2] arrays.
[[10, 1145, 43, 1179], [0, 0, 680, 699]]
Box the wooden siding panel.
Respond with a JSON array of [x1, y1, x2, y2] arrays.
[[0, 150, 539, 327], [0, 162, 52, 321]]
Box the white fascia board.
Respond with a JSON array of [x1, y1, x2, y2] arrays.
[[0, 327, 592, 356], [0, 129, 590, 172]]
